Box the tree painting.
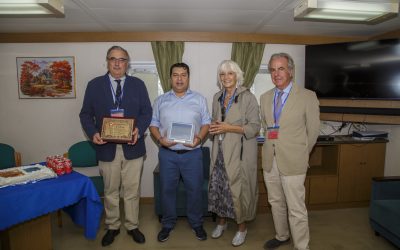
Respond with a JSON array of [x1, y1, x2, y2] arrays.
[[17, 57, 75, 98]]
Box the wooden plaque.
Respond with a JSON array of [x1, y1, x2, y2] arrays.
[[100, 117, 135, 143]]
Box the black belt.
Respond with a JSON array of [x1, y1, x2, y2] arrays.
[[162, 146, 191, 154]]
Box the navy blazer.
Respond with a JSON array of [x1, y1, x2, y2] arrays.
[[79, 73, 152, 162]]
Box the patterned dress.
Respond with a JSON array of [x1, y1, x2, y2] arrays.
[[208, 140, 236, 219]]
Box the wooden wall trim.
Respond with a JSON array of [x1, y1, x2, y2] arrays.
[[319, 99, 400, 124], [319, 99, 400, 109], [320, 113, 400, 125], [372, 29, 400, 40], [0, 31, 362, 44]]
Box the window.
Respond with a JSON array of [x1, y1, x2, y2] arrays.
[[250, 64, 275, 103], [127, 61, 163, 103]]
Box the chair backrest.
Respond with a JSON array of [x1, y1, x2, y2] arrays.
[[0, 143, 17, 169], [68, 141, 98, 167], [202, 147, 211, 179]]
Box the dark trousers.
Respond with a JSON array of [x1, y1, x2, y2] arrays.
[[159, 147, 203, 229]]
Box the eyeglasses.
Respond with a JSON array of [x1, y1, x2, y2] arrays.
[[107, 57, 128, 63]]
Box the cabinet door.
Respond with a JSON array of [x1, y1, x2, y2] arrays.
[[338, 143, 386, 202], [308, 176, 338, 204], [356, 143, 386, 200]]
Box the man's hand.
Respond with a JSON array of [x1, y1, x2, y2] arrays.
[[183, 135, 202, 148], [93, 133, 107, 145], [159, 136, 177, 148], [128, 127, 139, 145]]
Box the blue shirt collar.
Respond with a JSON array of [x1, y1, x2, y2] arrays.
[[168, 88, 192, 98], [275, 82, 293, 95]]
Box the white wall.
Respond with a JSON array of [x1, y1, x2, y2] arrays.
[[1, 42, 398, 198]]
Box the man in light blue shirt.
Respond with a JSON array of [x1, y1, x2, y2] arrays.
[[150, 62, 211, 242]]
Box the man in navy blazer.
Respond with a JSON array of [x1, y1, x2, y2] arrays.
[[80, 46, 152, 247]]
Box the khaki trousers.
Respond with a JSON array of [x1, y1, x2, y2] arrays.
[[99, 145, 144, 230], [263, 157, 310, 250]]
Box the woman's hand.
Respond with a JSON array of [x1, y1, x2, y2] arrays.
[[209, 121, 228, 135]]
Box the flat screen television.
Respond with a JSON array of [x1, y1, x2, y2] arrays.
[[305, 38, 400, 100]]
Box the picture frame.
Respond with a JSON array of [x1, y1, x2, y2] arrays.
[[167, 122, 195, 144], [16, 56, 76, 99], [100, 116, 136, 143]]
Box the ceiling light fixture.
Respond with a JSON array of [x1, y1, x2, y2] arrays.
[[0, 0, 64, 18], [294, 0, 399, 25]]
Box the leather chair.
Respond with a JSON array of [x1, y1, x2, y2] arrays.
[[369, 176, 400, 248], [153, 147, 216, 221], [0, 143, 21, 169], [65, 140, 104, 197]]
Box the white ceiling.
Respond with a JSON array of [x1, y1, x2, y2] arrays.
[[0, 0, 399, 38]]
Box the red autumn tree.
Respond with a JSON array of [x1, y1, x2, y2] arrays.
[[50, 60, 72, 88], [19, 61, 40, 86]]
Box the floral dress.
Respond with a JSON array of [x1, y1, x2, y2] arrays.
[[208, 140, 236, 219]]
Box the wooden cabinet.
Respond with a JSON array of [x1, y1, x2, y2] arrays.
[[337, 143, 386, 202], [0, 214, 52, 250], [256, 137, 387, 212], [257, 144, 269, 213], [307, 145, 339, 206]]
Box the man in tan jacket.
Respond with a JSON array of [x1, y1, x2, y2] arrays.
[[260, 53, 320, 250]]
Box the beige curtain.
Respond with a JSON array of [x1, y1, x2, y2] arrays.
[[231, 42, 265, 88], [151, 41, 184, 92]]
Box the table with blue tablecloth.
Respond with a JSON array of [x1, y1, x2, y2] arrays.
[[0, 171, 103, 240]]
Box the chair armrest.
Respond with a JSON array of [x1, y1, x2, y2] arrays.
[[372, 176, 400, 182], [371, 176, 400, 200], [14, 152, 21, 167]]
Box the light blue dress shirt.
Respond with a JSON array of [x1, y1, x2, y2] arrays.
[[150, 89, 211, 150], [274, 82, 292, 106]]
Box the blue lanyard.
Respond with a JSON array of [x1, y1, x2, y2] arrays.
[[273, 90, 289, 125], [220, 89, 237, 121]]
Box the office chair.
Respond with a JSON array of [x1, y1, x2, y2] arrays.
[[65, 140, 104, 197], [0, 143, 21, 169]]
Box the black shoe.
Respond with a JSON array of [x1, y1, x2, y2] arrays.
[[263, 238, 290, 249], [127, 228, 145, 244], [157, 227, 172, 242], [101, 229, 120, 247], [193, 226, 207, 241]]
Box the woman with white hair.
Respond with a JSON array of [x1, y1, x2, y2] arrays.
[[208, 60, 260, 246]]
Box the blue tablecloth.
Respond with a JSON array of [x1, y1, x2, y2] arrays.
[[0, 171, 103, 240]]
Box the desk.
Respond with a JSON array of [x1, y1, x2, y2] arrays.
[[0, 171, 103, 240]]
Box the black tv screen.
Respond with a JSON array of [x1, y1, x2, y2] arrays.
[[305, 39, 400, 100]]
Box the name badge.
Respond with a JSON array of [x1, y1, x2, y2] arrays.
[[110, 108, 124, 117], [267, 126, 279, 139]]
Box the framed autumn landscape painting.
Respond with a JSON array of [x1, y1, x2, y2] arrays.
[[16, 57, 76, 99]]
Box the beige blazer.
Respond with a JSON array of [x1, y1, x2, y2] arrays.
[[260, 83, 320, 175]]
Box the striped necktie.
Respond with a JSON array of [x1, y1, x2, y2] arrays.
[[115, 79, 121, 106]]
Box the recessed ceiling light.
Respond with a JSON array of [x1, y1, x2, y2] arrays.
[[294, 0, 399, 24], [0, 0, 64, 18]]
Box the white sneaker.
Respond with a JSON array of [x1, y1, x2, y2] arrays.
[[231, 229, 247, 247], [211, 223, 227, 239]]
